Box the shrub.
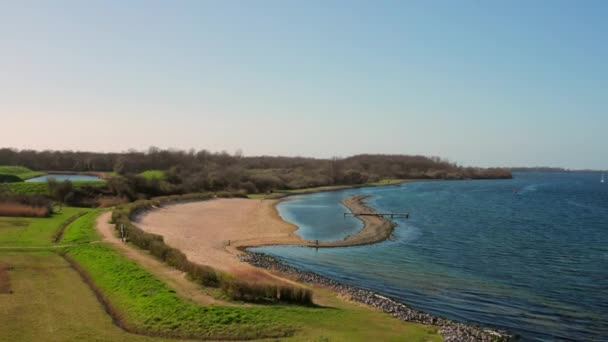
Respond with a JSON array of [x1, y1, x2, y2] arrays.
[[97, 196, 129, 208], [0, 174, 21, 183], [188, 263, 220, 287], [0, 203, 49, 217], [0, 194, 52, 217]]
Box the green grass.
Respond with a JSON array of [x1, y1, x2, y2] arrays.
[[0, 252, 189, 342], [138, 170, 166, 180], [5, 181, 107, 195], [60, 211, 103, 244], [0, 165, 44, 180], [66, 243, 297, 339], [66, 243, 441, 341], [0, 207, 91, 247]]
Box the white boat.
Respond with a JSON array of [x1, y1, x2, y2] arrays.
[[602, 174, 605, 183]]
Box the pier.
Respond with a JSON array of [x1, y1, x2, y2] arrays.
[[344, 212, 409, 219]]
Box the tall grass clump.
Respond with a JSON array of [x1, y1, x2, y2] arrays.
[[111, 192, 312, 305], [0, 195, 52, 217], [0, 203, 49, 217]]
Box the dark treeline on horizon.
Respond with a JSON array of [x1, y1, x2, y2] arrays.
[[0, 147, 511, 200]]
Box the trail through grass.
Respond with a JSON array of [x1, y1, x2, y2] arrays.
[[0, 207, 91, 247], [60, 211, 103, 244], [0, 252, 191, 342]]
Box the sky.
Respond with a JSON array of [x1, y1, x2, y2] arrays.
[[1, 1, 607, 169]]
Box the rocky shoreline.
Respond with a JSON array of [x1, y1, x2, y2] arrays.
[[240, 252, 514, 342]]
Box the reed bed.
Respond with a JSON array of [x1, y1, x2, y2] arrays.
[[0, 203, 49, 217]]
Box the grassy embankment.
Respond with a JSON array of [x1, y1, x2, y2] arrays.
[[0, 165, 107, 195], [0, 166, 45, 180], [0, 207, 91, 247], [0, 201, 441, 341]]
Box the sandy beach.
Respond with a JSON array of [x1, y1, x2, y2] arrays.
[[136, 195, 393, 283]]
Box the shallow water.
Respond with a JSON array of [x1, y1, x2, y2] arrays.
[[253, 172, 608, 341], [26, 174, 103, 182]]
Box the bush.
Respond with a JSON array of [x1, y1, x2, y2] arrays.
[[0, 195, 52, 217], [0, 174, 21, 183], [188, 263, 220, 287], [0, 203, 49, 217]]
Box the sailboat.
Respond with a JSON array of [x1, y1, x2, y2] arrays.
[[602, 173, 605, 183]]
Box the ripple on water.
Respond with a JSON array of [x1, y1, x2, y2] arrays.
[[261, 172, 608, 341]]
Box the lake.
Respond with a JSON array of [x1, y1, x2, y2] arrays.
[[26, 174, 103, 182], [252, 172, 608, 341]]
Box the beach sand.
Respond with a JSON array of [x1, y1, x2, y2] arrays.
[[136, 195, 393, 284]]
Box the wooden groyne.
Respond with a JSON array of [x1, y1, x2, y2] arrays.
[[344, 212, 409, 219]]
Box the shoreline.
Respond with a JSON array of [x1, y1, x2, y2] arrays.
[[236, 191, 512, 341], [231, 194, 396, 250], [134, 183, 513, 341], [240, 252, 511, 342]]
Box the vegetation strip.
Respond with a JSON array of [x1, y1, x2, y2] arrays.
[[0, 263, 12, 293], [52, 211, 88, 243], [63, 243, 297, 340], [61, 253, 129, 332]]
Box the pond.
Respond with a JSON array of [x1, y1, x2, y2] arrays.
[[25, 174, 103, 182]]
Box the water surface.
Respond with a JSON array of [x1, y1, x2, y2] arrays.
[[26, 174, 103, 182], [253, 173, 608, 341]]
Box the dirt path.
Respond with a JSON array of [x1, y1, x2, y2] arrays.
[[95, 212, 225, 305]]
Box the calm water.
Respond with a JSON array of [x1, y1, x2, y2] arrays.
[[26, 174, 103, 182], [253, 172, 608, 341]]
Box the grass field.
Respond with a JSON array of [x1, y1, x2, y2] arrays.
[[0, 207, 91, 247], [138, 170, 166, 180], [60, 211, 103, 244], [0, 252, 190, 342], [0, 166, 44, 180], [0, 201, 441, 341]]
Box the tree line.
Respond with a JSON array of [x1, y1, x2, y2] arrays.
[[1, 147, 512, 201]]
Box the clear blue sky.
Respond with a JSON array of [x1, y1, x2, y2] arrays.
[[1, 1, 606, 169]]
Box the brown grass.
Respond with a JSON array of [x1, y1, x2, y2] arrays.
[[97, 196, 129, 208], [0, 203, 49, 217], [0, 263, 12, 294]]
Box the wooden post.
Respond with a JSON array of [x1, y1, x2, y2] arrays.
[[120, 224, 125, 242]]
